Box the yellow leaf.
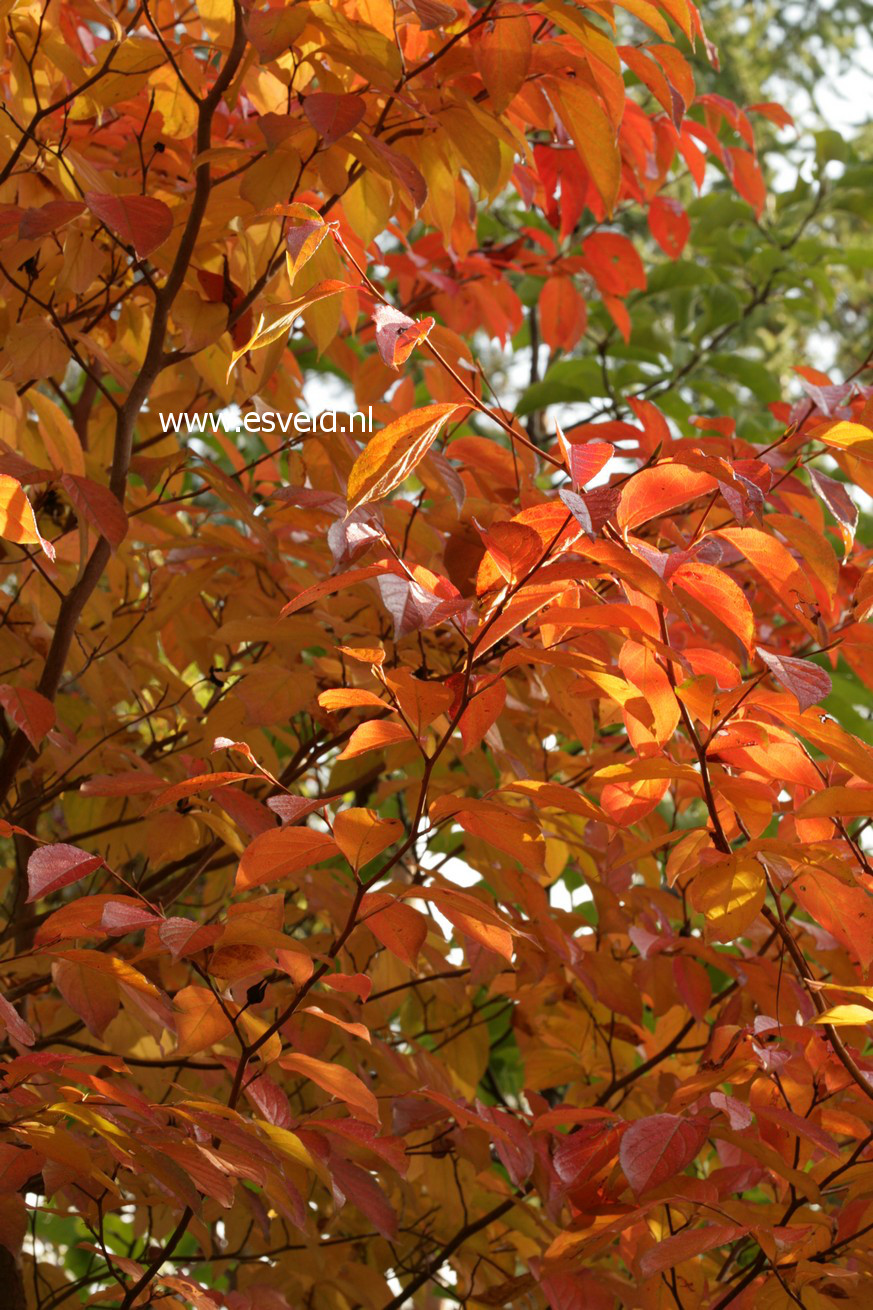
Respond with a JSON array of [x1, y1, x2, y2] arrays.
[[812, 1004, 873, 1026], [150, 68, 199, 138], [346, 403, 467, 510], [238, 1010, 282, 1063], [815, 421, 873, 459], [256, 1120, 317, 1172], [227, 280, 348, 375], [30, 390, 85, 476], [690, 855, 765, 942], [550, 80, 621, 215], [797, 786, 873, 818]]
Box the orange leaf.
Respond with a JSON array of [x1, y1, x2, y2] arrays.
[[473, 3, 532, 110], [280, 564, 393, 617], [618, 466, 716, 529], [332, 808, 404, 871], [0, 474, 55, 560], [793, 872, 873, 971], [146, 772, 251, 813], [360, 892, 428, 966], [672, 562, 755, 654], [796, 786, 873, 819], [235, 827, 340, 892], [278, 1053, 380, 1124], [336, 720, 414, 760], [228, 279, 348, 374], [457, 677, 506, 754], [173, 985, 233, 1057]]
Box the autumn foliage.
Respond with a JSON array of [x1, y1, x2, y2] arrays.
[[1, 0, 873, 1306]]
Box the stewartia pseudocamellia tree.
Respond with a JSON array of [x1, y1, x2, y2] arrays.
[[1, 0, 872, 1306]]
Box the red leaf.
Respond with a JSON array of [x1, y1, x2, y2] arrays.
[[366, 136, 428, 209], [0, 685, 55, 748], [100, 900, 160, 935], [27, 843, 104, 902], [376, 574, 463, 640], [265, 795, 331, 824], [560, 437, 614, 490], [558, 487, 593, 535], [748, 102, 794, 128], [285, 217, 330, 282], [539, 277, 587, 351], [19, 201, 85, 240], [303, 93, 366, 146], [159, 916, 220, 960], [648, 196, 690, 258], [60, 474, 128, 548], [757, 648, 832, 712], [553, 1120, 625, 1188], [476, 1103, 535, 1186], [808, 467, 858, 548], [244, 1071, 293, 1129], [619, 1114, 708, 1196], [85, 192, 173, 259], [639, 1224, 747, 1278], [727, 147, 766, 216], [0, 994, 35, 1047], [329, 1154, 397, 1237], [79, 772, 163, 796], [581, 233, 646, 297]]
